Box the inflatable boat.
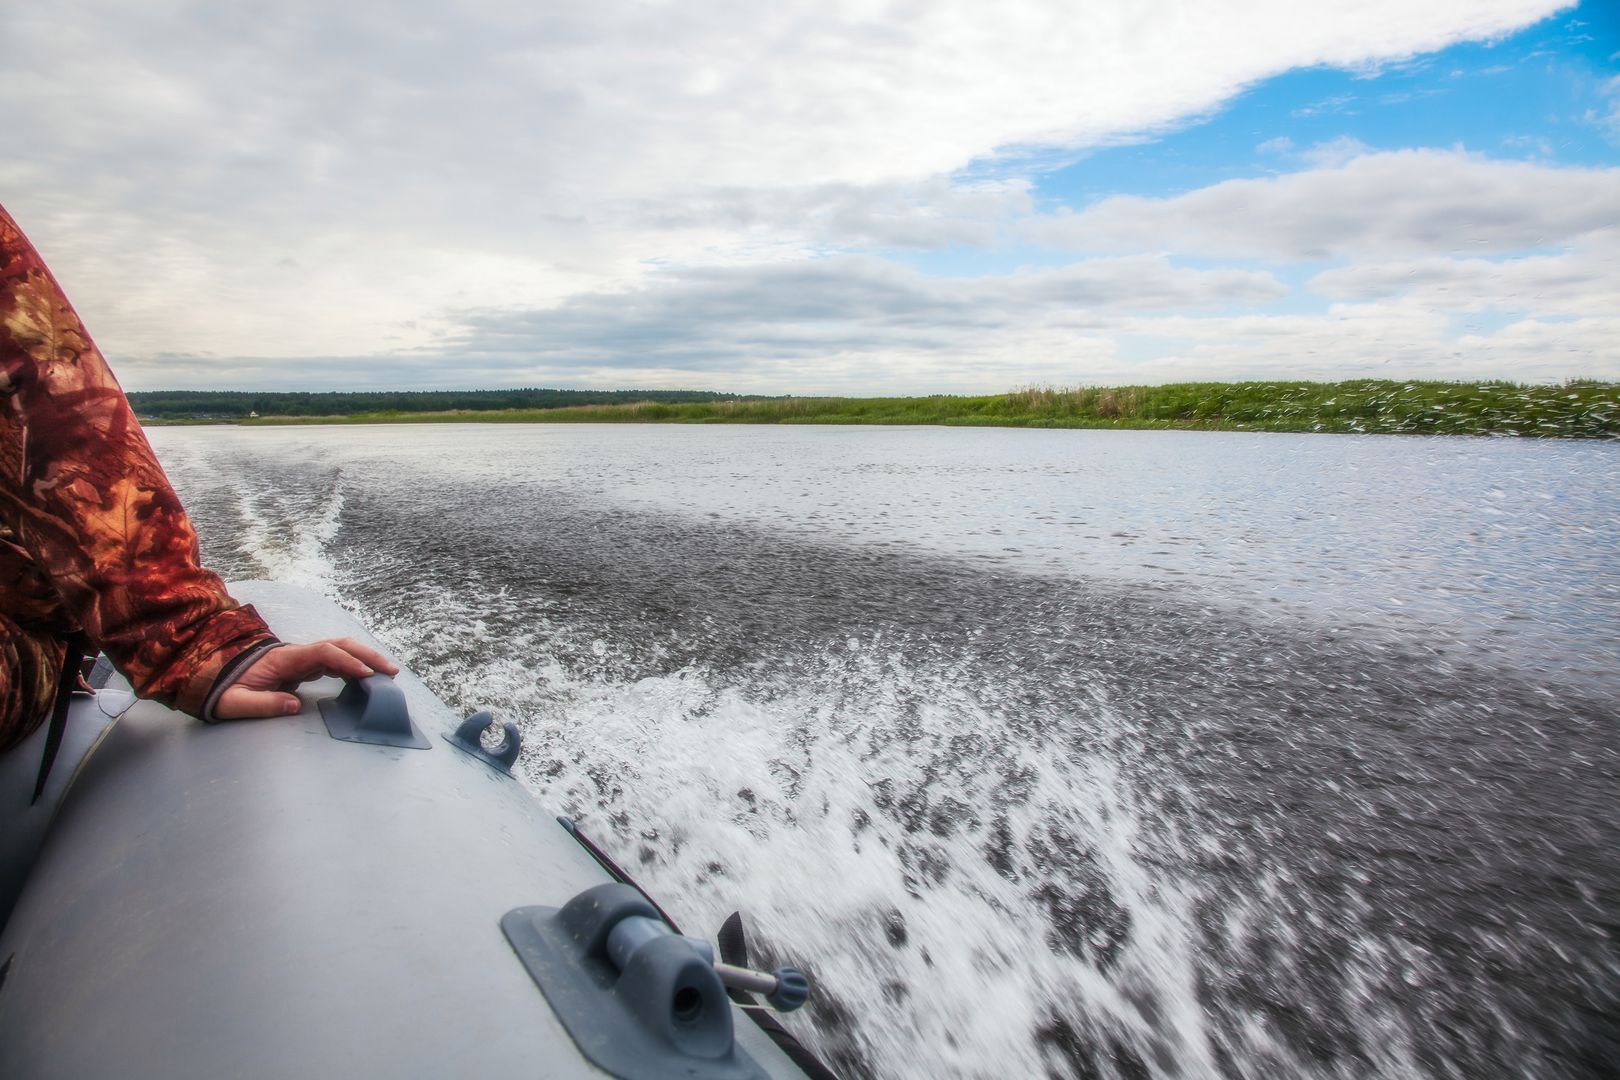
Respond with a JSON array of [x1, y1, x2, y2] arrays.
[[0, 582, 831, 1079]]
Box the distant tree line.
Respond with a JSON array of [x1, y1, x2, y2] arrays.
[[127, 388, 761, 419]]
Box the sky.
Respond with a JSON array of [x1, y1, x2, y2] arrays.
[[2, 0, 1616, 394]]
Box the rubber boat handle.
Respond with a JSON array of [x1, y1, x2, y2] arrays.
[[317, 674, 431, 749], [447, 710, 522, 772], [334, 675, 410, 733], [502, 883, 763, 1076], [607, 916, 810, 1012]]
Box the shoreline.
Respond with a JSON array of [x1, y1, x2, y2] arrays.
[[138, 379, 1620, 439]]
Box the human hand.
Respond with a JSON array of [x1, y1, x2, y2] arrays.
[[213, 638, 401, 719]]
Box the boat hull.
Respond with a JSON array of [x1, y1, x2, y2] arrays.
[[0, 582, 806, 1079]]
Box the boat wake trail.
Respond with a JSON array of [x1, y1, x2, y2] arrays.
[[157, 433, 1620, 1080], [160, 443, 349, 592]]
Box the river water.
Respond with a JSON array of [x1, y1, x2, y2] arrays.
[[149, 423, 1620, 1080]]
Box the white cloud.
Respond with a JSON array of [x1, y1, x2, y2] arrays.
[[1309, 233, 1620, 315], [1099, 307, 1618, 385], [408, 255, 1288, 392], [1299, 136, 1374, 167], [1252, 135, 1373, 166], [1, 0, 1572, 381], [1588, 73, 1620, 144], [1030, 149, 1620, 259], [1501, 133, 1555, 156], [111, 234, 1620, 395], [1290, 93, 1358, 119], [626, 179, 1038, 251], [1453, 316, 1620, 380], [10, 1, 1613, 394], [104, 252, 1290, 394], [5, 1, 1569, 197], [117, 301, 1618, 394]]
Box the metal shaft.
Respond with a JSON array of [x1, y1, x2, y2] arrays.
[[712, 961, 779, 996]]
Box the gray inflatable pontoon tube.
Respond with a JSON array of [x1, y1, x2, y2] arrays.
[[0, 581, 815, 1080]]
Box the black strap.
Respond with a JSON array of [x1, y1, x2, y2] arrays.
[[717, 910, 750, 970], [736, 1002, 842, 1080], [31, 633, 91, 805], [555, 816, 684, 931]]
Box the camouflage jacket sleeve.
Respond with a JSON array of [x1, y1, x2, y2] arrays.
[[0, 203, 275, 717]]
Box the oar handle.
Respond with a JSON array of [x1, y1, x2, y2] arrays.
[[713, 961, 810, 1012]]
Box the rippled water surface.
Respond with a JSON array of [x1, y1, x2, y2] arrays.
[[149, 423, 1620, 1080]]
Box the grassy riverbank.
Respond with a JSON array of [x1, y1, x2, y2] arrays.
[[161, 379, 1618, 438]]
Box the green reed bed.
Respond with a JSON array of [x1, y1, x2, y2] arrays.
[[225, 379, 1617, 438]]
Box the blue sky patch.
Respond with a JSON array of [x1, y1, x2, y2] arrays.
[[1030, 1, 1619, 206]]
